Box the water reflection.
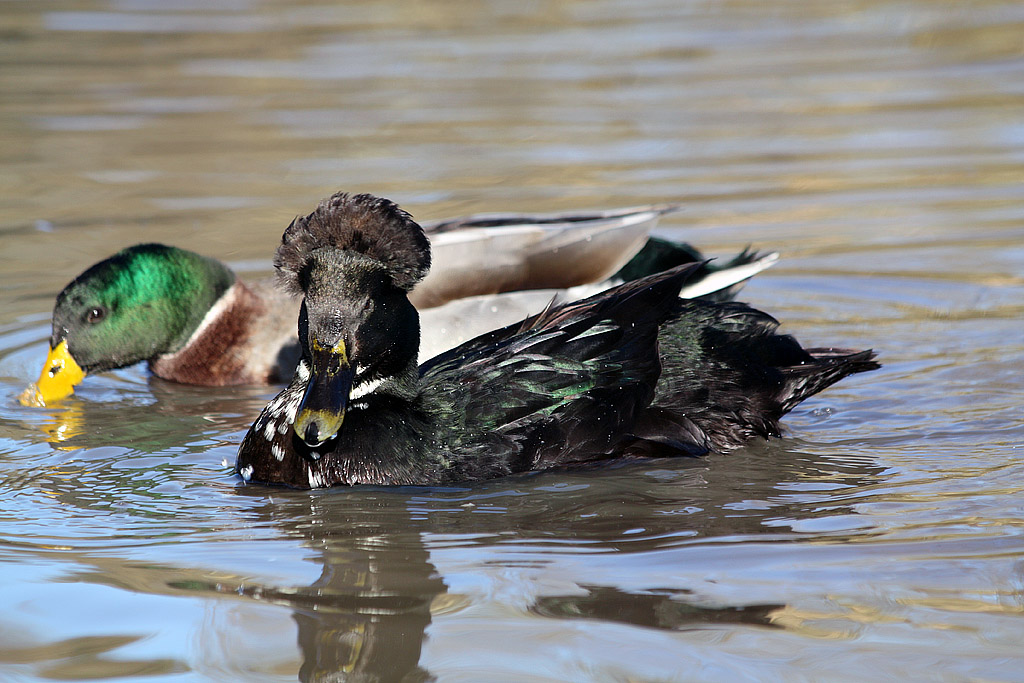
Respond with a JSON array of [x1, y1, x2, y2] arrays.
[[17, 379, 269, 453], [532, 585, 780, 632], [176, 481, 795, 681], [0, 635, 185, 680], [233, 492, 445, 683]]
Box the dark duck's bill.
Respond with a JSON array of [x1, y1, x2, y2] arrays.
[[235, 191, 879, 490], [294, 336, 353, 449]]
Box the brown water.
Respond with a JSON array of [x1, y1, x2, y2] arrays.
[[2, 1, 1023, 680]]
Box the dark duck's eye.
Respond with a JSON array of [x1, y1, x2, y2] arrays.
[[86, 306, 107, 324]]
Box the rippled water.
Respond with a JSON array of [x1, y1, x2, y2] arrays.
[[2, 1, 1023, 680]]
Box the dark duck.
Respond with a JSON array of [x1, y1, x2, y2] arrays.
[[236, 192, 879, 489]]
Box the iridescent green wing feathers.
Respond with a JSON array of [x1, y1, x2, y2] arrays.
[[420, 264, 702, 477]]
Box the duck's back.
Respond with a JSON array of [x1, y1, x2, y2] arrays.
[[420, 275, 878, 477], [419, 264, 697, 481]]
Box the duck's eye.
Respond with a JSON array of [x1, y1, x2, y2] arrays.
[[86, 306, 107, 323]]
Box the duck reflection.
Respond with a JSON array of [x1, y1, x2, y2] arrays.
[[290, 536, 442, 682], [22, 427, 884, 680], [532, 585, 780, 631], [229, 475, 796, 682], [233, 488, 445, 682], [15, 376, 271, 452]]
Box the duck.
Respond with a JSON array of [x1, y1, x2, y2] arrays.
[[19, 205, 776, 407], [235, 192, 878, 489]]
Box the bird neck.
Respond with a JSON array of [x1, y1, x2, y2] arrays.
[[352, 354, 420, 407], [149, 280, 269, 385]]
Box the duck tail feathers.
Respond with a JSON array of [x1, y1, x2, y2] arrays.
[[779, 348, 880, 413], [682, 250, 780, 301]]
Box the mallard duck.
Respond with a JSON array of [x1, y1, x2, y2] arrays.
[[19, 205, 776, 407], [235, 192, 878, 489]]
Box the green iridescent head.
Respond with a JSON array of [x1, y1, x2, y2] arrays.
[[50, 243, 235, 373]]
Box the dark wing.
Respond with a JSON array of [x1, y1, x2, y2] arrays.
[[420, 263, 702, 478], [236, 378, 313, 487], [638, 300, 879, 453]]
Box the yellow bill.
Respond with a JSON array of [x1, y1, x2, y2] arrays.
[[18, 340, 86, 407]]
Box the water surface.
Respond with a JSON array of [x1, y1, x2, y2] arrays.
[[1, 0, 1023, 680]]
